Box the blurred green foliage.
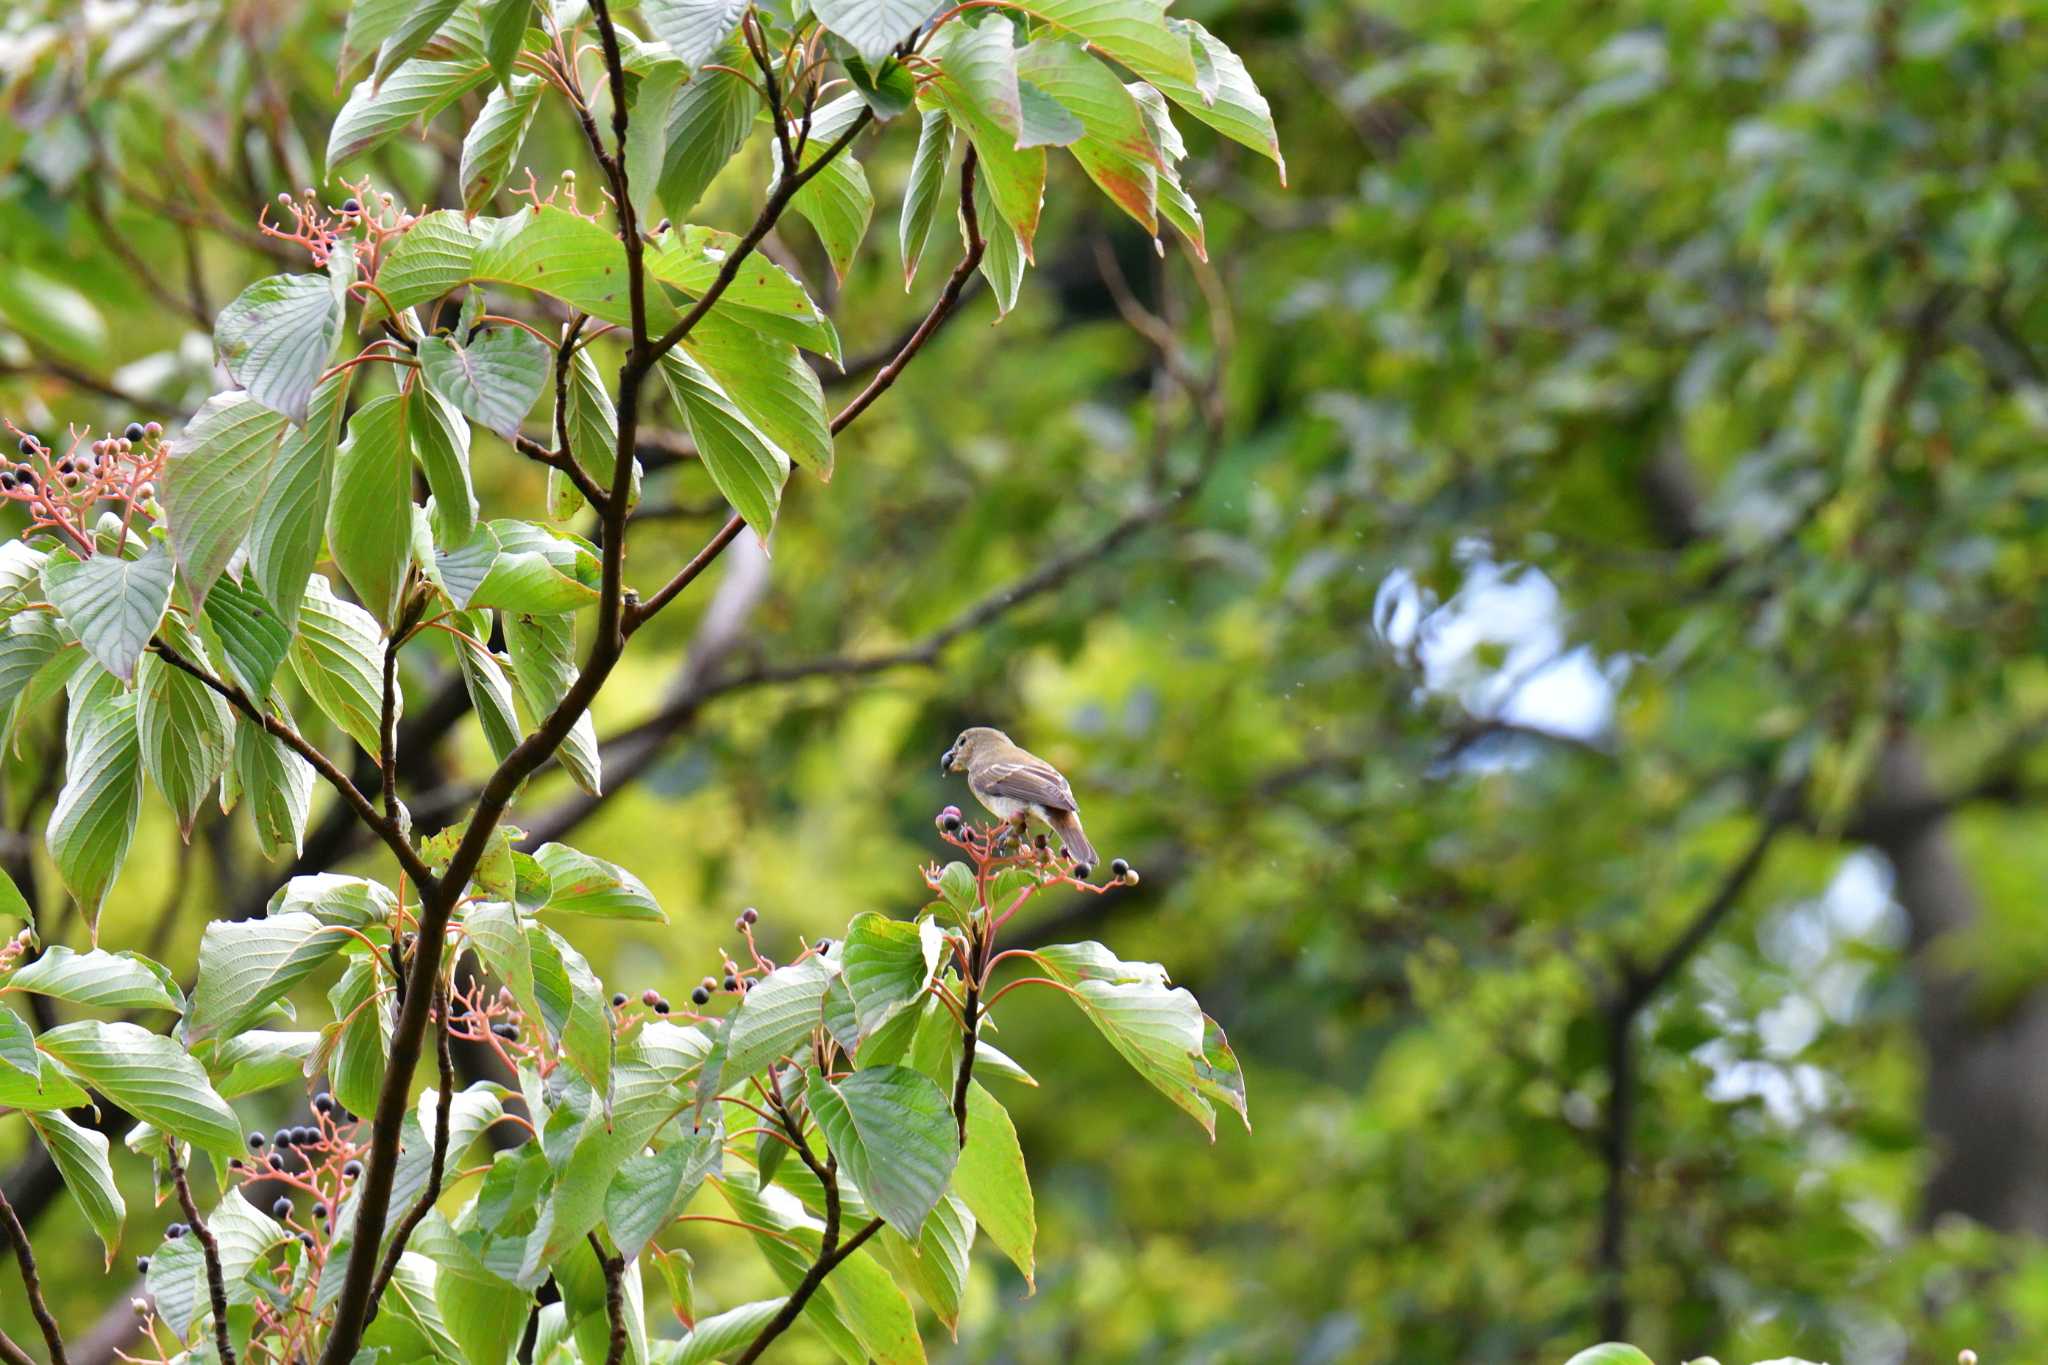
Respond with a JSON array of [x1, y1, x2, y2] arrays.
[[5, 0, 2048, 1362]]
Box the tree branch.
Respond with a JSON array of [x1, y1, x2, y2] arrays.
[[0, 1183, 65, 1365], [590, 1234, 627, 1365], [167, 1143, 234, 1365], [368, 980, 454, 1306], [150, 636, 433, 889], [1596, 786, 1798, 1340]]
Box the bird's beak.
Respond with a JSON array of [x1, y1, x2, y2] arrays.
[[940, 746, 957, 775]]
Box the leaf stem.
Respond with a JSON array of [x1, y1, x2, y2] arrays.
[[0, 1183, 65, 1365]]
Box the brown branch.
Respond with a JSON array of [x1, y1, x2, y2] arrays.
[[0, 1183, 65, 1365], [167, 1143, 234, 1365], [1596, 786, 1799, 1340], [149, 636, 433, 889], [830, 148, 983, 437], [368, 981, 454, 1306], [0, 1325, 36, 1365], [590, 1234, 628, 1365]]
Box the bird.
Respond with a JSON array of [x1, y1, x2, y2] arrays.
[[941, 726, 1098, 876]]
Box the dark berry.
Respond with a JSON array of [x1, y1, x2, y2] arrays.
[[641, 988, 660, 1007], [611, 992, 627, 1008], [274, 1128, 294, 1147], [298, 1126, 319, 1145], [816, 938, 831, 952], [299, 1232, 316, 1249], [1111, 858, 1130, 878], [690, 986, 710, 1005], [1035, 834, 1049, 850], [229, 1158, 244, 1170], [722, 976, 737, 992], [271, 1197, 292, 1219], [268, 1153, 287, 1171], [343, 1160, 363, 1179], [247, 1131, 266, 1150], [14, 468, 33, 488], [741, 907, 758, 925], [166, 1224, 186, 1239], [313, 1092, 334, 1114], [492, 1021, 518, 1040], [123, 422, 145, 442], [312, 1202, 328, 1219], [941, 813, 962, 834], [341, 197, 361, 214], [653, 998, 671, 1015], [16, 436, 35, 455], [137, 1256, 150, 1273], [1074, 863, 1092, 880], [1, 474, 13, 490]]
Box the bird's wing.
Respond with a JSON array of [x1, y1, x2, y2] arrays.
[[973, 757, 1077, 812]]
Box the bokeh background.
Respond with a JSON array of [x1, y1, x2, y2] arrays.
[[6, 1, 2048, 1361]]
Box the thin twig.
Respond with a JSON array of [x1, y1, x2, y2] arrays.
[[0, 1183, 66, 1365], [167, 1142, 235, 1365], [368, 980, 454, 1305], [590, 1234, 628, 1365]]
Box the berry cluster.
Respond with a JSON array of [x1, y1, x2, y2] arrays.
[[932, 808, 1137, 900], [257, 179, 414, 275], [0, 421, 166, 554], [0, 926, 33, 975]]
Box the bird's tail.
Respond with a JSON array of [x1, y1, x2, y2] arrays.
[[1048, 810, 1097, 871]]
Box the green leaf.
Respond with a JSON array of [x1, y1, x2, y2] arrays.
[[815, 0, 927, 64], [27, 1110, 123, 1266], [38, 1020, 243, 1156], [249, 368, 349, 634], [841, 51, 917, 122], [548, 343, 631, 520], [530, 923, 612, 1093], [606, 1124, 723, 1260], [1128, 82, 1205, 255], [324, 957, 391, 1118], [329, 390, 417, 630], [951, 1081, 1034, 1287], [660, 1299, 785, 1365], [213, 255, 353, 424], [1018, 37, 1159, 230], [645, 225, 838, 359], [624, 62, 689, 227], [481, 0, 531, 85], [720, 954, 841, 1089], [329, 58, 492, 174], [419, 325, 550, 440], [973, 176, 1026, 317], [1016, 79, 1085, 148], [163, 392, 290, 610], [269, 872, 399, 925], [373, 0, 465, 87], [413, 384, 480, 545], [41, 544, 173, 682], [532, 842, 665, 920], [640, 0, 748, 69], [473, 520, 602, 613], [0, 1005, 38, 1079], [368, 211, 487, 324], [503, 609, 602, 794], [900, 110, 954, 287], [1036, 940, 1228, 1135], [340, 0, 415, 75], [187, 912, 351, 1042], [136, 635, 234, 840], [923, 18, 1045, 255], [209, 1030, 320, 1098], [1563, 1348, 1656, 1365], [467, 207, 674, 331], [659, 351, 789, 540], [202, 570, 293, 697], [450, 620, 521, 763], [46, 675, 142, 929], [776, 95, 875, 281], [144, 1231, 211, 1340], [2, 945, 183, 1012], [841, 913, 943, 1040], [808, 1063, 959, 1236], [875, 1195, 974, 1337], [290, 573, 394, 756], [233, 695, 316, 858], [1152, 18, 1284, 181], [0, 1054, 89, 1111], [0, 268, 107, 371], [714, 1177, 925, 1364], [1025, 0, 1197, 86], [654, 60, 759, 224], [680, 310, 833, 479]]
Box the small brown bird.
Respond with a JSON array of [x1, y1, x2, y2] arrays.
[[942, 727, 1098, 875]]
